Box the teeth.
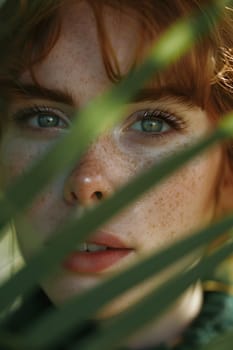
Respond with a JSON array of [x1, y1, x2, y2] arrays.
[[76, 243, 87, 252], [87, 243, 107, 252], [75, 243, 108, 252]]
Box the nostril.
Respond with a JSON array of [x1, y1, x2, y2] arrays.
[[94, 191, 103, 200], [70, 190, 103, 203], [71, 191, 78, 201]]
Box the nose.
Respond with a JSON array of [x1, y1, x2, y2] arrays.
[[64, 153, 113, 206]]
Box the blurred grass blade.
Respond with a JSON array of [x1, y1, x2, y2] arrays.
[[0, 0, 231, 234], [0, 0, 6, 7], [0, 109, 231, 310], [0, 2, 232, 349], [9, 217, 233, 350], [0, 125, 229, 313], [73, 242, 233, 350], [199, 329, 233, 350]]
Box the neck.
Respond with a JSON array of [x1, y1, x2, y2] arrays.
[[126, 283, 203, 349]]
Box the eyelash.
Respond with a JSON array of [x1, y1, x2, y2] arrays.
[[125, 109, 187, 137], [11, 105, 187, 141], [12, 105, 69, 129]]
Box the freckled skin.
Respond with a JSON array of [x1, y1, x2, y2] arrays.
[[0, 1, 225, 348]]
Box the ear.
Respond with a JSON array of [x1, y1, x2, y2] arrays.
[[215, 152, 233, 219]]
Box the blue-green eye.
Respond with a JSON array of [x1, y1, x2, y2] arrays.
[[132, 118, 170, 133], [13, 106, 69, 130], [36, 114, 65, 128], [130, 110, 172, 134]]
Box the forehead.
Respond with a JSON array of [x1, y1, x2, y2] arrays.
[[21, 1, 143, 102], [16, 0, 214, 112]]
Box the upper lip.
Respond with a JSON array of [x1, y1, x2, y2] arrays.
[[86, 231, 132, 249]]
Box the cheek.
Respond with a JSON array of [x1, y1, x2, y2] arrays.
[[0, 135, 70, 256], [11, 172, 73, 263], [0, 134, 68, 228], [108, 148, 221, 253], [0, 135, 49, 186], [151, 154, 219, 238]]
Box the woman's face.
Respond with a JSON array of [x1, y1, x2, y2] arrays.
[[0, 1, 223, 318]]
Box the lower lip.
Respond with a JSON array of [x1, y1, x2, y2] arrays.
[[63, 249, 132, 273]]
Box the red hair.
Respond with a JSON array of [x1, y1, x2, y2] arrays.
[[0, 0, 233, 125]]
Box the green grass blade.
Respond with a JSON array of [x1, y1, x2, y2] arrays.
[[0, 1, 232, 350], [199, 329, 233, 350], [0, 127, 225, 312], [1, 235, 233, 350], [73, 242, 233, 350], [11, 217, 233, 349], [0, 0, 231, 234]]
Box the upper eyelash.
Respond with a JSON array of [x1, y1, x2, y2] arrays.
[[144, 110, 186, 130], [125, 109, 187, 131], [11, 106, 187, 135], [10, 105, 71, 132], [11, 105, 63, 122]]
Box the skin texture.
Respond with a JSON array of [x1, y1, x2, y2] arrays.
[[0, 1, 231, 348]]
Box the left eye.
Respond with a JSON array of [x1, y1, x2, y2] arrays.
[[129, 111, 172, 134], [32, 114, 66, 128], [12, 106, 70, 130], [131, 118, 170, 133]]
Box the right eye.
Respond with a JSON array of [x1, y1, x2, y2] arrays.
[[12, 105, 70, 130], [30, 113, 67, 128], [129, 112, 172, 134]]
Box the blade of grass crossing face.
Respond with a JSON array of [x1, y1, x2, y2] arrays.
[[1, 238, 233, 350], [0, 5, 231, 314], [0, 129, 225, 313], [0, 0, 231, 234], [73, 242, 233, 350], [0, 2, 231, 348], [10, 218, 233, 350]]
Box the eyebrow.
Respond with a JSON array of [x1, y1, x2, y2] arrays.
[[132, 87, 195, 107], [7, 81, 195, 108], [8, 82, 75, 106]]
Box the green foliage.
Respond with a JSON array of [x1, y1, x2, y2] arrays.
[[0, 1, 233, 350]]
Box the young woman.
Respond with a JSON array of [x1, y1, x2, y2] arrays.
[[0, 0, 233, 349]]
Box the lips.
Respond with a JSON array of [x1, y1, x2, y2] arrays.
[[63, 231, 133, 273]]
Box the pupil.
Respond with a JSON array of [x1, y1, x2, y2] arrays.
[[142, 119, 163, 132], [39, 115, 58, 127]]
